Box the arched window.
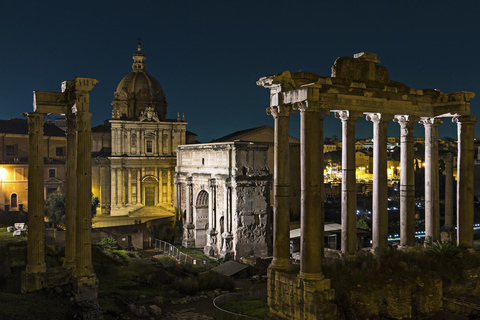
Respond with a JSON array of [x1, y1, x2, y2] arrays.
[[11, 193, 17, 208]]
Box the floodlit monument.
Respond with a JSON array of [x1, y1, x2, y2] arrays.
[[22, 77, 101, 314], [257, 52, 476, 319]]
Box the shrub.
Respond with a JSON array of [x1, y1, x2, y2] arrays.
[[96, 238, 120, 249], [173, 276, 199, 295], [198, 272, 235, 291], [157, 255, 177, 269]]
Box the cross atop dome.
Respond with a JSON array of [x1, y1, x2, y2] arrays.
[[132, 40, 146, 72]]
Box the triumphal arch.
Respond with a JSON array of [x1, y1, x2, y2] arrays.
[[22, 78, 100, 308], [257, 52, 476, 319]]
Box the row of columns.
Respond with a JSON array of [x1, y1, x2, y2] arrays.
[[110, 167, 174, 207], [24, 109, 95, 290], [270, 105, 477, 278], [111, 127, 175, 156]]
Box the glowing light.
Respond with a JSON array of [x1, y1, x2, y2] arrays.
[[0, 168, 7, 181]]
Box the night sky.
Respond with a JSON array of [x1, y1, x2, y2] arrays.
[[1, 1, 480, 142]]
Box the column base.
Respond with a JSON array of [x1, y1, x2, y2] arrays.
[[440, 226, 456, 244], [73, 275, 99, 302], [63, 259, 76, 270], [21, 270, 45, 293], [269, 257, 292, 272], [267, 268, 337, 320]]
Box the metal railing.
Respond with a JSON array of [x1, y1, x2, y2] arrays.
[[213, 289, 268, 320], [154, 238, 211, 270]]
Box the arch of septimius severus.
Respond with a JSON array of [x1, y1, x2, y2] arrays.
[[257, 52, 476, 319]]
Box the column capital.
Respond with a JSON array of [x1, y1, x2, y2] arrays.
[[365, 113, 393, 123], [394, 115, 418, 127], [419, 117, 443, 126], [25, 113, 45, 133], [453, 115, 477, 124], [296, 101, 329, 116], [334, 110, 362, 122], [267, 104, 296, 118]]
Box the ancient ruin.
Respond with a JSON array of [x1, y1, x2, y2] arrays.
[[22, 78, 100, 307], [175, 141, 272, 259], [257, 52, 476, 319]]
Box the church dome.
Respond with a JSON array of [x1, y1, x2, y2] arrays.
[[112, 43, 167, 121]]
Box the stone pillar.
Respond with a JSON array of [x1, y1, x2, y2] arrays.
[[111, 168, 117, 206], [206, 179, 218, 256], [366, 113, 390, 249], [174, 177, 184, 245], [126, 130, 131, 155], [267, 104, 295, 271], [298, 103, 327, 280], [127, 169, 132, 204], [23, 112, 46, 292], [453, 115, 477, 248], [64, 114, 77, 269], [336, 110, 360, 255], [394, 115, 416, 248], [421, 118, 442, 243], [167, 168, 173, 204], [156, 168, 160, 205], [444, 152, 454, 228], [137, 168, 141, 204], [158, 169, 163, 204], [222, 183, 233, 258], [74, 110, 98, 301], [183, 179, 195, 247]]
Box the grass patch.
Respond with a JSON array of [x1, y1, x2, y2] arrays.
[[0, 227, 27, 243], [221, 299, 269, 318]]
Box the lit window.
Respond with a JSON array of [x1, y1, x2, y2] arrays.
[[146, 140, 153, 153]]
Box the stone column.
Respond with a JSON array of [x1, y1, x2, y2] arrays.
[[421, 118, 442, 242], [394, 115, 416, 248], [206, 179, 218, 255], [111, 168, 117, 206], [298, 102, 327, 280], [75, 111, 95, 279], [24, 113, 46, 290], [453, 115, 477, 248], [126, 130, 131, 155], [167, 168, 173, 204], [158, 169, 163, 204], [444, 152, 454, 228], [336, 110, 360, 255], [267, 104, 295, 271], [366, 113, 390, 249], [222, 183, 233, 257], [183, 179, 195, 247], [64, 114, 77, 269], [127, 169, 132, 204], [136, 168, 141, 204], [156, 168, 160, 205]]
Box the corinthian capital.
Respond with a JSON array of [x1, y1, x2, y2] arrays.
[[365, 113, 392, 124], [394, 115, 417, 128], [267, 104, 296, 118], [26, 113, 45, 134]]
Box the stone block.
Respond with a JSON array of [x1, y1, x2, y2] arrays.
[[73, 275, 99, 301]]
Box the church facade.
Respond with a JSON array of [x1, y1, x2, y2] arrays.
[[92, 44, 192, 216]]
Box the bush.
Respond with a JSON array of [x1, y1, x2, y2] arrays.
[[173, 276, 199, 295], [96, 238, 120, 249], [198, 272, 235, 291], [157, 255, 177, 269]]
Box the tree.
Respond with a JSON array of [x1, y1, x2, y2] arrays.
[[91, 197, 99, 217], [45, 190, 65, 225]]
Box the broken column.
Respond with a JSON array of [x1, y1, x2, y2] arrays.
[[22, 112, 47, 292], [453, 115, 477, 248], [422, 118, 442, 243], [394, 115, 416, 248]]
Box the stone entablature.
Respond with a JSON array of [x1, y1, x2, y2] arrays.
[[175, 142, 272, 260]]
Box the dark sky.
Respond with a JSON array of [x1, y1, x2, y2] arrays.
[[1, 0, 480, 141]]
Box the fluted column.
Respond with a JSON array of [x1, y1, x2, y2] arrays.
[[366, 113, 390, 249], [183, 179, 195, 247], [444, 152, 454, 228], [136, 168, 141, 204], [111, 168, 117, 206], [75, 111, 95, 278], [26, 112, 46, 275], [127, 169, 132, 204], [336, 110, 360, 255], [298, 102, 327, 280], [453, 115, 477, 248], [394, 115, 416, 247], [267, 104, 295, 271], [64, 113, 77, 269], [421, 118, 442, 242]]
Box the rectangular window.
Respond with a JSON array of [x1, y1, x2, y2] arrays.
[[14, 168, 24, 181], [6, 145, 15, 155], [48, 168, 56, 178], [56, 147, 64, 156], [146, 140, 153, 153]]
